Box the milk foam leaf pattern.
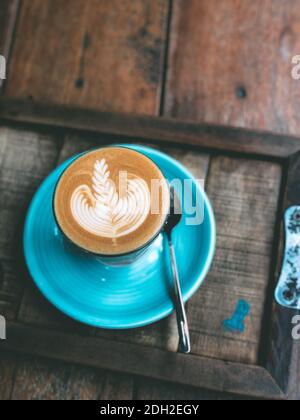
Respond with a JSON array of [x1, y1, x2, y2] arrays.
[[71, 159, 151, 239]]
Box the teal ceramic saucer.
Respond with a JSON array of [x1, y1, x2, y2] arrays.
[[23, 145, 216, 329]]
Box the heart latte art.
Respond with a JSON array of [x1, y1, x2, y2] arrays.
[[54, 147, 170, 255], [71, 159, 151, 239]]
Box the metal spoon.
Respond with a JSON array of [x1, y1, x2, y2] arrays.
[[165, 187, 191, 354]]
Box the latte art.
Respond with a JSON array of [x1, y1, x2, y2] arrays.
[[54, 147, 170, 255], [71, 159, 151, 238]]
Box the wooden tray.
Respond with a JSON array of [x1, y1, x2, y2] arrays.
[[0, 98, 299, 400]]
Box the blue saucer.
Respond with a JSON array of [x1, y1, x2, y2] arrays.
[[24, 145, 216, 329]]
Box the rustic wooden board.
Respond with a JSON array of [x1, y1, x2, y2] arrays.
[[0, 1, 18, 48], [157, 0, 299, 394], [135, 377, 242, 400], [10, 357, 132, 400], [5, 0, 170, 115], [0, 126, 59, 400], [0, 127, 59, 320], [0, 106, 294, 398], [1, 99, 299, 159], [165, 0, 300, 135], [1, 0, 299, 399], [188, 157, 281, 363], [0, 0, 19, 58], [0, 351, 16, 400], [2, 322, 285, 400]]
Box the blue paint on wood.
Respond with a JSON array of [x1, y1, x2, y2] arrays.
[[223, 300, 250, 333]]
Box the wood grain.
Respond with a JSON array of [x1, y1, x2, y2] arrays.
[[0, 352, 16, 399], [0, 1, 18, 49], [1, 99, 300, 159], [165, 0, 300, 136], [1, 322, 285, 400], [5, 0, 169, 115], [10, 357, 132, 400], [187, 157, 281, 363], [0, 0, 19, 67], [0, 127, 60, 320], [2, 0, 297, 398], [135, 377, 243, 400], [0, 126, 60, 401]]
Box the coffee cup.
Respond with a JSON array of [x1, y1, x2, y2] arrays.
[[53, 146, 171, 265]]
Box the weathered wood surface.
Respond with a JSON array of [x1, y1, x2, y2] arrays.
[[0, 0, 19, 90], [187, 157, 281, 363], [165, 0, 300, 136], [0, 127, 59, 320], [135, 377, 243, 400], [164, 0, 300, 394], [1, 99, 300, 159], [0, 0, 19, 58], [10, 357, 132, 400], [0, 126, 60, 399], [1, 322, 285, 400], [5, 0, 169, 115], [1, 0, 299, 400], [0, 352, 16, 399]]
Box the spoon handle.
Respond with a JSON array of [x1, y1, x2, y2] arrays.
[[168, 240, 191, 354]]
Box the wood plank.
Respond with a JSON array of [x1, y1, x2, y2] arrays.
[[10, 356, 132, 400], [165, 0, 300, 136], [5, 0, 169, 115], [0, 0, 20, 89], [1, 99, 300, 159], [1, 322, 285, 400], [0, 0, 19, 52], [0, 126, 60, 400], [0, 127, 60, 320], [18, 284, 95, 335], [135, 377, 244, 400], [0, 351, 16, 399], [188, 157, 282, 364]]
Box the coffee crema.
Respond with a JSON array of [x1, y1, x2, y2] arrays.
[[54, 147, 170, 255]]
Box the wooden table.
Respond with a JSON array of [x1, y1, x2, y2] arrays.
[[1, 0, 300, 400]]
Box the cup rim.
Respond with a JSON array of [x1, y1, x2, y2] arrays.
[[52, 145, 171, 258]]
